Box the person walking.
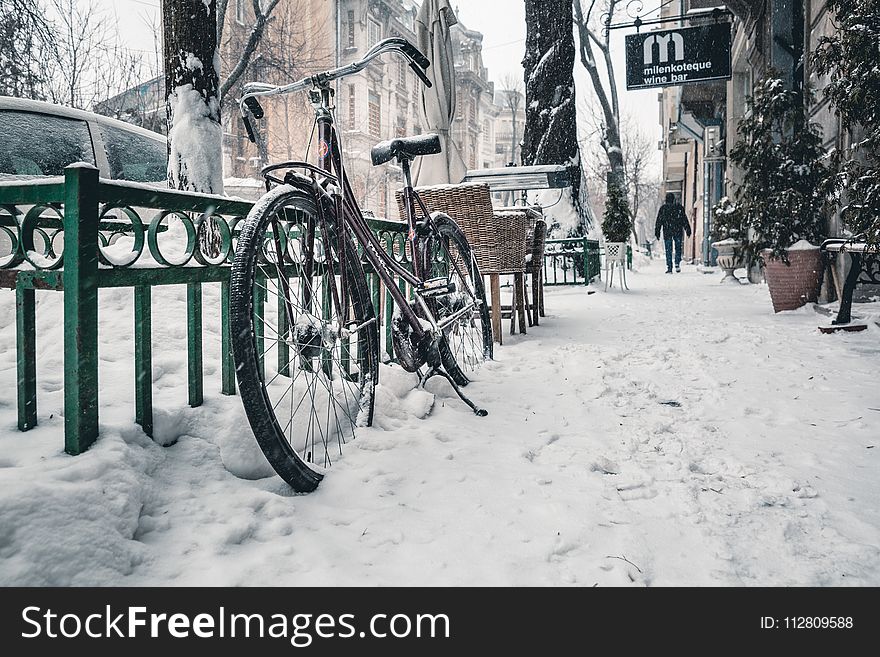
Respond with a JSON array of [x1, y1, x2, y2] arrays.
[[655, 192, 692, 273]]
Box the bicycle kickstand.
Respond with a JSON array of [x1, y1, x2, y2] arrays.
[[419, 367, 488, 417]]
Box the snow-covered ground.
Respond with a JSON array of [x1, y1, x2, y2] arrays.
[[1, 258, 878, 586]]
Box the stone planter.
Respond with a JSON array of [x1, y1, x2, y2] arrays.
[[712, 239, 743, 284], [762, 244, 823, 313]]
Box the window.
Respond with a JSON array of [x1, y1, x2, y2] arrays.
[[468, 99, 476, 125], [348, 85, 357, 130], [741, 67, 753, 118], [368, 18, 381, 47], [402, 9, 414, 32], [347, 10, 355, 48], [397, 57, 407, 89], [99, 124, 167, 182], [482, 120, 491, 146], [378, 185, 387, 215], [396, 115, 407, 138], [0, 111, 95, 176], [368, 90, 381, 138], [235, 0, 246, 25]]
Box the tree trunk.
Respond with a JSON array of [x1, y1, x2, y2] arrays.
[[521, 0, 582, 225], [163, 0, 223, 194]]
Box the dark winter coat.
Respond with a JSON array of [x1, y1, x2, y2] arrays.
[[655, 201, 692, 240]]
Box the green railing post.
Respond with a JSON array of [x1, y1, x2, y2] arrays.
[[221, 278, 235, 395], [187, 282, 203, 407], [16, 282, 37, 431], [134, 285, 153, 436], [62, 163, 100, 455], [277, 276, 290, 377], [582, 237, 589, 285]]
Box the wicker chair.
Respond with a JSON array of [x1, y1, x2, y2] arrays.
[[395, 183, 528, 344], [494, 205, 546, 327], [524, 210, 547, 325]]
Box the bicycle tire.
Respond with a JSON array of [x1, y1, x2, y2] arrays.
[[426, 213, 493, 386], [231, 184, 379, 492]]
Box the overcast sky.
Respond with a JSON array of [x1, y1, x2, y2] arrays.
[[99, 0, 662, 174]]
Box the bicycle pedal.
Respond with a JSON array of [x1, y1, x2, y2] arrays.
[[420, 278, 456, 297]]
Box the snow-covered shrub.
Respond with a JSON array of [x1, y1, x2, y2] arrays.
[[813, 0, 880, 248], [710, 197, 745, 242], [601, 176, 631, 243], [728, 76, 832, 263]]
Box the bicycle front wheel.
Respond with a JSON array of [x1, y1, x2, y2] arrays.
[[230, 184, 379, 492], [425, 213, 493, 386]]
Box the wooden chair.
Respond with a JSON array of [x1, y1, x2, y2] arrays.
[[395, 183, 528, 344]]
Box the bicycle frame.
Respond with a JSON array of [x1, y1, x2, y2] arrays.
[[239, 37, 482, 352], [258, 84, 478, 345]]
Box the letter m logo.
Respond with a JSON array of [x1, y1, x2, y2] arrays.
[[643, 32, 685, 65]]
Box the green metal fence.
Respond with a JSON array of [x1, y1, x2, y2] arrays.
[[0, 164, 410, 455], [542, 237, 601, 285]]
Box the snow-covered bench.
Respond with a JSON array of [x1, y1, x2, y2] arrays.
[[821, 236, 880, 331]]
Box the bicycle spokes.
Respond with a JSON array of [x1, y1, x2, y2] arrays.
[[252, 210, 367, 469]]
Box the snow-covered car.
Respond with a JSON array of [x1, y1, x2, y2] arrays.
[[0, 97, 173, 268], [0, 96, 167, 182]]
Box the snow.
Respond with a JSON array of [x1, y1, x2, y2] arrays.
[[224, 177, 263, 188], [529, 188, 582, 236], [167, 84, 224, 195], [1, 260, 879, 585], [788, 239, 820, 251], [185, 53, 204, 72]]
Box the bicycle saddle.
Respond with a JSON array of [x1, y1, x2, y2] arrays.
[[370, 133, 441, 166]]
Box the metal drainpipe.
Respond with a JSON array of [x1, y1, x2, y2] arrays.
[[703, 154, 710, 265]]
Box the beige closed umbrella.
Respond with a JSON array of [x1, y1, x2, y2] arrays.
[[412, 0, 469, 185]]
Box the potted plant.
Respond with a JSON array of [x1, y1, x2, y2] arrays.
[[710, 196, 746, 284], [601, 176, 632, 281], [728, 76, 832, 312]]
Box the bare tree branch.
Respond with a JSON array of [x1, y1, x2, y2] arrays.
[[573, 0, 622, 170], [219, 0, 281, 100]]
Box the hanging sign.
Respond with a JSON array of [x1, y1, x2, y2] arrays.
[[625, 22, 732, 90]]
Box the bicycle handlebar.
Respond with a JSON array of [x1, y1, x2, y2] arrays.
[[239, 37, 431, 142]]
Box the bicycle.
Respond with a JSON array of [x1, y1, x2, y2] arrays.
[[232, 37, 493, 492]]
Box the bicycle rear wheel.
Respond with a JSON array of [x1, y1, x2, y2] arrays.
[[231, 184, 379, 492], [425, 213, 493, 386]]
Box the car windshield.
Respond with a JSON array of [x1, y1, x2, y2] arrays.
[[99, 123, 167, 183], [0, 110, 95, 176]]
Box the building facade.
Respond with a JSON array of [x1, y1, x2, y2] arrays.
[[221, 0, 336, 189], [493, 88, 526, 168], [657, 0, 728, 267], [104, 1, 508, 213], [657, 0, 842, 272], [223, 0, 508, 218], [450, 17, 497, 173]]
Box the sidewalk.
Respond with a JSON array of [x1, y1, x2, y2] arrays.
[[1, 260, 878, 585]]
